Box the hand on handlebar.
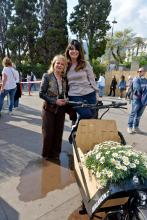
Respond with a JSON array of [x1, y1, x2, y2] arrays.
[[56, 99, 67, 106]]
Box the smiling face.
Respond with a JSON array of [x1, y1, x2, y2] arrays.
[[68, 45, 79, 62], [54, 58, 66, 75]]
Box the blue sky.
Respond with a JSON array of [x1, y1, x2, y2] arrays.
[[67, 0, 147, 38]]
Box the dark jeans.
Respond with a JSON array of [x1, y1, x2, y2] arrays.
[[69, 91, 97, 119], [0, 88, 16, 112]]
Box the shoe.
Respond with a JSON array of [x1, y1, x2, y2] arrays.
[[8, 111, 13, 115], [132, 128, 143, 134], [127, 127, 134, 134]]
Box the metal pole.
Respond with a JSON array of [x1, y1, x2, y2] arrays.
[[108, 19, 117, 72]]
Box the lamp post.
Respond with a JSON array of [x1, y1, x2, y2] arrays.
[[108, 18, 117, 71]]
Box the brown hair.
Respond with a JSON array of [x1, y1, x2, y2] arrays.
[[2, 57, 12, 67], [65, 39, 86, 71], [48, 54, 67, 75]]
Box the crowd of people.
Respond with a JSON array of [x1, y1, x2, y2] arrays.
[[0, 39, 147, 162]]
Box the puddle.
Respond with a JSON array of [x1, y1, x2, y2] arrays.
[[68, 207, 105, 220], [17, 152, 75, 202]]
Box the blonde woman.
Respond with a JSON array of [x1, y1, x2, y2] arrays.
[[0, 57, 17, 116], [39, 55, 67, 161]]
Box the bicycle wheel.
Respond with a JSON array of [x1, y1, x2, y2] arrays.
[[125, 208, 147, 220], [103, 212, 122, 220]]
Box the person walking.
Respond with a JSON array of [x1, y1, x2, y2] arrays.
[[126, 75, 133, 101], [127, 67, 147, 134], [108, 75, 117, 97], [65, 39, 98, 119], [97, 73, 105, 98], [13, 63, 21, 108], [118, 75, 126, 98], [39, 54, 67, 161], [0, 57, 17, 117]]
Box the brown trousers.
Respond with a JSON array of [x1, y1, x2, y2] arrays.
[[41, 105, 65, 158]]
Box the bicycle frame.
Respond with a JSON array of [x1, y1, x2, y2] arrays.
[[69, 101, 147, 220]]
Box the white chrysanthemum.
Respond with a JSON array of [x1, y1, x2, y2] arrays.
[[130, 163, 136, 168], [106, 171, 113, 178], [96, 153, 101, 160], [111, 158, 116, 164], [134, 159, 140, 165], [96, 172, 101, 178], [112, 152, 118, 158], [105, 151, 110, 155], [100, 156, 105, 164], [121, 166, 127, 171]]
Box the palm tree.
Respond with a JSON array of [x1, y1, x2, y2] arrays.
[[134, 37, 144, 56]]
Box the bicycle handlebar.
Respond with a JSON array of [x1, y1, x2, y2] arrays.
[[68, 100, 127, 110]]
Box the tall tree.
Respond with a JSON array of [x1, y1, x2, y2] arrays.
[[69, 0, 111, 62], [107, 29, 135, 64], [7, 0, 39, 64], [36, 0, 68, 64], [0, 0, 13, 58], [134, 37, 144, 56]]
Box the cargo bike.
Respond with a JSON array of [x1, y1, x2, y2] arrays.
[[69, 100, 147, 220]]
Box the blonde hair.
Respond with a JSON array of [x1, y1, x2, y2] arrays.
[[2, 57, 12, 67], [48, 55, 67, 75]]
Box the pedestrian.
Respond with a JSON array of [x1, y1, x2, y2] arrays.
[[127, 67, 147, 134], [39, 54, 67, 161], [97, 73, 105, 97], [118, 75, 126, 98], [0, 57, 17, 117], [30, 72, 37, 91], [126, 75, 133, 101], [65, 39, 98, 119], [13, 63, 21, 108], [108, 75, 117, 97]]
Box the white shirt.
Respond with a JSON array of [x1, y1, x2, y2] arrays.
[[98, 76, 105, 87], [2, 67, 17, 90]]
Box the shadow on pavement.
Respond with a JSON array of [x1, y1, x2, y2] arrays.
[[0, 197, 19, 220]]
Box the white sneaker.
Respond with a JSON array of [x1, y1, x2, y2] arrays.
[[127, 127, 133, 134], [133, 128, 143, 134], [8, 111, 13, 115]]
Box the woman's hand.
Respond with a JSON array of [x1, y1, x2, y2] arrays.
[[56, 99, 67, 106]]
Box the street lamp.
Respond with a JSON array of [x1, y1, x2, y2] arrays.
[[108, 18, 117, 71]]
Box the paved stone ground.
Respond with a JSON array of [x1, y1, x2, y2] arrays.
[[0, 92, 147, 220]]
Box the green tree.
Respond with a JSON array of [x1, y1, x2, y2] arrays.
[[7, 0, 39, 64], [36, 0, 68, 65], [0, 0, 13, 57], [134, 37, 144, 56], [69, 0, 111, 62], [107, 29, 135, 64]]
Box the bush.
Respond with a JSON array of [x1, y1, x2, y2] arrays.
[[91, 59, 107, 78], [17, 63, 48, 79]]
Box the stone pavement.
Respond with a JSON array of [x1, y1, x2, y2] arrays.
[[0, 93, 147, 220]]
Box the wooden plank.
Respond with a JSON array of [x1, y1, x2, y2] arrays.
[[76, 119, 120, 153]]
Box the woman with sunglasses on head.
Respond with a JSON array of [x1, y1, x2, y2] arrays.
[[65, 39, 98, 120], [39, 54, 68, 161]]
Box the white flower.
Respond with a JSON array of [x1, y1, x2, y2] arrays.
[[100, 156, 105, 164], [112, 153, 118, 158], [134, 159, 139, 165], [130, 163, 136, 168], [121, 166, 127, 171], [107, 170, 113, 178], [96, 153, 101, 160], [105, 151, 110, 155]]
